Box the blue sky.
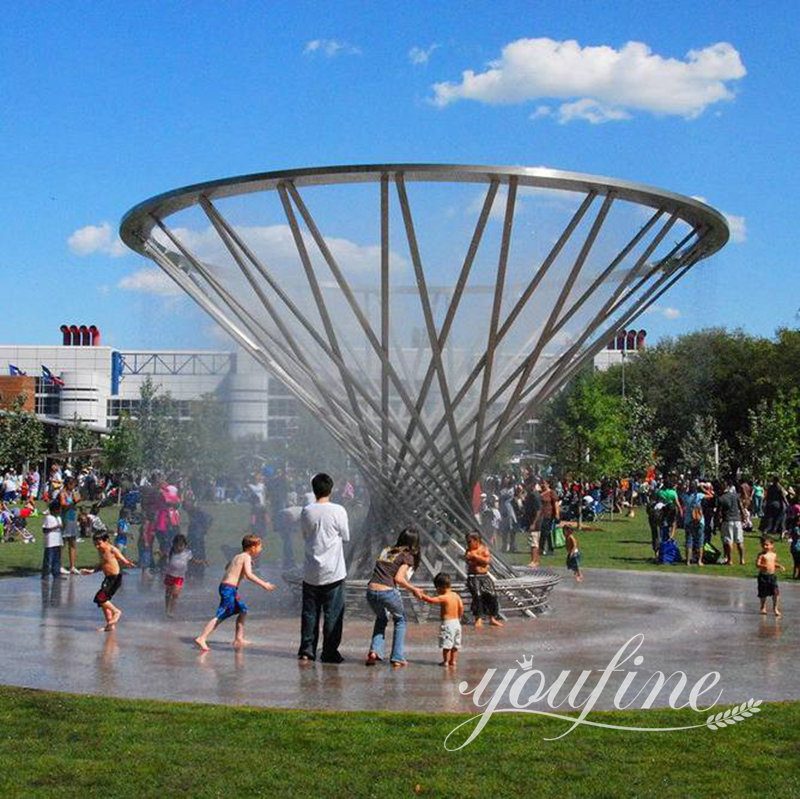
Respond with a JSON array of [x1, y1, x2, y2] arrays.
[[1, 1, 796, 350]]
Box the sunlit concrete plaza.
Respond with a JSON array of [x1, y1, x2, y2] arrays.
[[8, 567, 796, 713]]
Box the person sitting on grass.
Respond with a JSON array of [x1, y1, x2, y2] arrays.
[[418, 572, 464, 668], [756, 536, 784, 617], [81, 531, 136, 632], [565, 525, 583, 582], [194, 534, 275, 652], [464, 531, 503, 628]]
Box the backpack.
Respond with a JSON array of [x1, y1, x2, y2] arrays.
[[691, 504, 703, 523], [658, 538, 682, 564], [703, 541, 721, 564]]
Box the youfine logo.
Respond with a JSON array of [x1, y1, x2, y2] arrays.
[[444, 634, 762, 749]]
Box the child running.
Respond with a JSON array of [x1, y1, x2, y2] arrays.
[[194, 534, 275, 652], [464, 531, 504, 628], [81, 531, 136, 631], [756, 536, 785, 617], [164, 534, 195, 618], [419, 572, 464, 667], [116, 508, 131, 554], [565, 525, 584, 582]]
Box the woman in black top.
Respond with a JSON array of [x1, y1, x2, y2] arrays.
[[365, 527, 422, 668], [762, 476, 788, 535]]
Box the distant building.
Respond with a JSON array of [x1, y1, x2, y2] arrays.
[[0, 325, 297, 439], [593, 328, 647, 371]]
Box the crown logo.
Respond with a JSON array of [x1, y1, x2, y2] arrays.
[[516, 655, 534, 670]]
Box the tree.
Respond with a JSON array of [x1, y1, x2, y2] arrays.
[[174, 393, 234, 481], [138, 379, 181, 474], [55, 418, 101, 470], [738, 392, 800, 480], [102, 381, 237, 479], [679, 414, 731, 477], [103, 411, 141, 473], [618, 328, 771, 468], [620, 387, 665, 475], [549, 371, 627, 483], [0, 395, 45, 470]]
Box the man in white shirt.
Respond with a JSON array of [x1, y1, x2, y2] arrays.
[[298, 473, 349, 663]]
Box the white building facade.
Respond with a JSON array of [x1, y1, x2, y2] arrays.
[[0, 332, 296, 439]]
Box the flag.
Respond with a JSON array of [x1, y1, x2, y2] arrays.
[[41, 365, 65, 388], [8, 364, 26, 376]]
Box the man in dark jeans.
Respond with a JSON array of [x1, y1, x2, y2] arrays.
[[298, 473, 350, 663]]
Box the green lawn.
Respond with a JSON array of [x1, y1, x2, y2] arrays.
[[506, 511, 789, 581], [0, 501, 792, 581], [0, 686, 796, 798], [0, 502, 251, 576]]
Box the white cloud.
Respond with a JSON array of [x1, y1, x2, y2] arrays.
[[530, 105, 552, 120], [303, 39, 361, 57], [692, 198, 746, 244], [645, 305, 682, 320], [556, 98, 631, 124], [68, 222, 127, 257], [409, 44, 439, 66], [723, 212, 746, 243], [149, 223, 409, 279], [432, 38, 745, 121], [117, 267, 183, 296]]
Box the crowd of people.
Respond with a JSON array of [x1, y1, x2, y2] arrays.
[[3, 455, 795, 659]]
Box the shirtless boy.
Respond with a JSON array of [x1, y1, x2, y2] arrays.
[[464, 531, 504, 628], [81, 531, 136, 631], [419, 572, 464, 667], [194, 534, 276, 651], [756, 536, 785, 617]]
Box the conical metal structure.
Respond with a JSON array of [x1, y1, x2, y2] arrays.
[[121, 164, 728, 612]]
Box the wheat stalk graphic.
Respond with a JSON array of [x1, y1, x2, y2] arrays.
[[706, 699, 762, 731]]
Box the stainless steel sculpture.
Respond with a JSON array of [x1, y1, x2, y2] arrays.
[[121, 164, 728, 615]]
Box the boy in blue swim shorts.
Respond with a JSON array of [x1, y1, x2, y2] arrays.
[[194, 534, 276, 651]]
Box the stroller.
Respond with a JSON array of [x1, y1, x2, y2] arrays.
[[1, 510, 36, 544]]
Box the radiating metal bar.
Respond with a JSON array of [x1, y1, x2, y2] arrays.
[[277, 183, 378, 458], [476, 192, 614, 469], [495, 260, 698, 446], [468, 176, 517, 484], [394, 172, 468, 488], [483, 247, 700, 455], [285, 179, 464, 496], [197, 197, 345, 394], [148, 219, 376, 440], [443, 224, 696, 474], [480, 209, 676, 464], [551, 208, 666, 335], [380, 174, 390, 469], [160, 212, 464, 508], [408, 191, 597, 469], [392, 179, 499, 488]]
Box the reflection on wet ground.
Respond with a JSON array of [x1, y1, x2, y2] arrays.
[[3, 567, 796, 712]]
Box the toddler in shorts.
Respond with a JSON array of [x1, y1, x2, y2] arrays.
[[565, 525, 584, 582], [419, 572, 464, 667], [164, 534, 196, 617]]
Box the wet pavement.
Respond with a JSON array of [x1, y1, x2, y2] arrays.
[[2, 566, 797, 713]]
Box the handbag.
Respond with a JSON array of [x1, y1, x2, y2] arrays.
[[553, 526, 566, 549]]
